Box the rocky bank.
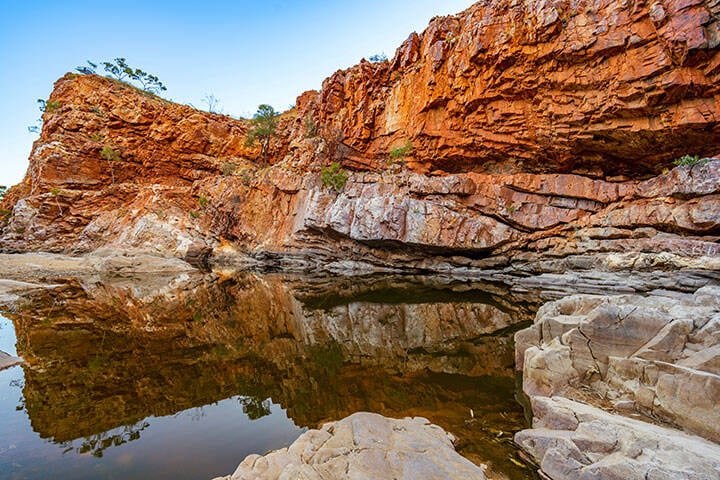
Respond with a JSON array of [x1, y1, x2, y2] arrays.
[[1, 0, 719, 479], [514, 286, 720, 479]]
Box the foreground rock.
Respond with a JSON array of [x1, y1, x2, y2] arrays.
[[515, 396, 720, 480], [212, 412, 485, 480], [515, 286, 720, 478]]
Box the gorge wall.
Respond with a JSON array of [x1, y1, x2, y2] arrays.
[[1, 1, 720, 479], [1, 0, 720, 287]]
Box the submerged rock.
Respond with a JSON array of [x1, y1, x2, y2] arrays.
[[212, 412, 485, 480]]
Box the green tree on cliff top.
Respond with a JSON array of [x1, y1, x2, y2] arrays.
[[245, 104, 279, 165]]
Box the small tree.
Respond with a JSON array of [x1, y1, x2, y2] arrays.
[[100, 147, 121, 183], [75, 60, 97, 75], [132, 69, 167, 93], [202, 94, 222, 113], [0, 185, 6, 202], [101, 58, 167, 93], [102, 57, 133, 81], [28, 99, 61, 134], [245, 104, 278, 164]]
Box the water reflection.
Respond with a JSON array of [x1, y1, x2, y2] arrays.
[[2, 271, 540, 479]]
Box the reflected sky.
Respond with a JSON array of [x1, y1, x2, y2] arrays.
[[0, 273, 538, 479]]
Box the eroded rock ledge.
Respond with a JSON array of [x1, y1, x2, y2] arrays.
[[516, 397, 720, 480], [514, 286, 720, 479], [2, 0, 720, 283], [211, 412, 486, 480]]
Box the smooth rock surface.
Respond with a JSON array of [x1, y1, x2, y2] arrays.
[[212, 412, 485, 480], [515, 396, 720, 480], [516, 286, 720, 442]]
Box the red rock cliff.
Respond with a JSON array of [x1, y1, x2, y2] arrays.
[[0, 0, 719, 281], [306, 0, 720, 174]]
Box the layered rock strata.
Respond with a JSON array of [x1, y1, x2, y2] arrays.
[[1, 0, 719, 477], [212, 412, 486, 480], [310, 0, 720, 173], [2, 0, 720, 285], [515, 397, 720, 480], [514, 286, 720, 478], [1, 73, 718, 289]]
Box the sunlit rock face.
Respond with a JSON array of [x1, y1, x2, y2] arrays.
[[3, 272, 534, 476], [310, 0, 720, 174], [1, 0, 719, 280]]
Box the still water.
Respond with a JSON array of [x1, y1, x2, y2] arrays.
[[0, 272, 539, 479]]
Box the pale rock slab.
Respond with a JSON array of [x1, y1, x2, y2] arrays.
[[515, 396, 720, 480], [212, 412, 485, 480]]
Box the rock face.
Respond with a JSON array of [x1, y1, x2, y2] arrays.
[[310, 0, 720, 174], [515, 396, 720, 480], [1, 3, 719, 476], [1, 1, 719, 286], [514, 286, 720, 478], [212, 412, 486, 480]]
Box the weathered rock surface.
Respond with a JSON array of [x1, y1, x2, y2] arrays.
[[515, 286, 720, 478], [310, 0, 720, 174], [516, 286, 720, 442], [1, 2, 718, 478], [515, 396, 720, 480], [1, 1, 719, 288], [212, 412, 486, 480]]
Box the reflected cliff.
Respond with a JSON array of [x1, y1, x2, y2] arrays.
[[4, 271, 540, 479]]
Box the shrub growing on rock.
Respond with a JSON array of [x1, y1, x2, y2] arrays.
[[304, 115, 318, 138], [100, 147, 122, 183], [220, 162, 238, 176], [673, 154, 708, 167], [100, 147, 121, 162], [320, 162, 348, 192], [390, 141, 413, 160]]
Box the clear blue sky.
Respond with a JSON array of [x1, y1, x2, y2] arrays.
[[0, 0, 476, 188]]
